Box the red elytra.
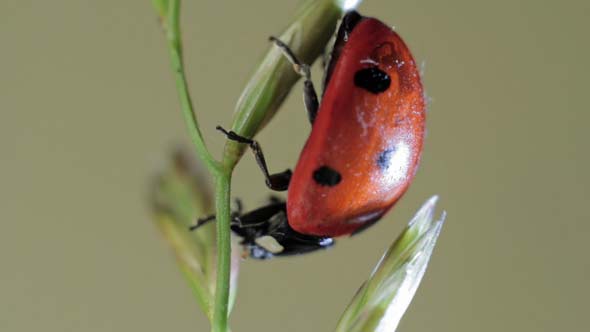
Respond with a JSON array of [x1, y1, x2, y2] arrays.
[[287, 15, 425, 237], [200, 11, 426, 259]]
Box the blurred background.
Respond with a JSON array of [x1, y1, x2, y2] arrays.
[[1, 0, 588, 331]]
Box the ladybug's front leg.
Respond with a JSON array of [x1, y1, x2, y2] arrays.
[[216, 126, 291, 191], [269, 36, 319, 124]]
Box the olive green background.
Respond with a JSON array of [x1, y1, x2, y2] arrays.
[[2, 1, 588, 331]]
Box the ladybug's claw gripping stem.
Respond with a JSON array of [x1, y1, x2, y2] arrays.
[[216, 126, 292, 191], [269, 36, 319, 124], [268, 36, 307, 75], [215, 126, 252, 145]]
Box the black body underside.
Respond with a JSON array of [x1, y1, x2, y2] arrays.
[[231, 201, 334, 259]]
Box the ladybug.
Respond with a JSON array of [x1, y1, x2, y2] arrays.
[[192, 11, 425, 259]]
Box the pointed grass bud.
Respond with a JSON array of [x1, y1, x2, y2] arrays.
[[151, 0, 170, 29], [335, 196, 446, 332]]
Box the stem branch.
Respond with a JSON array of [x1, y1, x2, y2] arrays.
[[166, 0, 220, 173]]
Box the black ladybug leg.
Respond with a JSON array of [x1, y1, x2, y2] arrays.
[[190, 199, 244, 231], [269, 36, 319, 124], [233, 198, 244, 214], [190, 214, 246, 231], [216, 126, 291, 191], [189, 214, 217, 230]]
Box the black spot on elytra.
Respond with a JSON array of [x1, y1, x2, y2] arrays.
[[354, 67, 391, 94], [377, 148, 395, 170], [313, 166, 342, 186]]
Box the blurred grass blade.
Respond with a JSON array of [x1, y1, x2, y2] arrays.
[[155, 214, 214, 315], [151, 0, 170, 27], [223, 0, 362, 167], [335, 196, 446, 332], [151, 150, 241, 319]]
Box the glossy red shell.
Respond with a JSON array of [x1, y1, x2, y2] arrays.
[[286, 17, 426, 237]]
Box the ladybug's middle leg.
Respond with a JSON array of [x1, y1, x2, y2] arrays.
[[216, 126, 291, 191], [189, 198, 243, 231], [269, 36, 319, 124]]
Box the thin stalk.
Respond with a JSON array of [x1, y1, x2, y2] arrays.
[[166, 0, 220, 172], [164, 2, 232, 331], [211, 169, 232, 332]]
